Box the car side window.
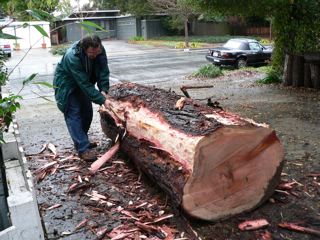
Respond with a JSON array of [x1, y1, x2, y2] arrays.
[[240, 43, 250, 50], [249, 42, 262, 51]]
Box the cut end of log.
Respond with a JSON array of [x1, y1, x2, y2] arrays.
[[182, 127, 284, 221]]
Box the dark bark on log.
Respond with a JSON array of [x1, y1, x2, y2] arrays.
[[100, 83, 284, 221], [292, 55, 304, 87], [283, 54, 293, 86]]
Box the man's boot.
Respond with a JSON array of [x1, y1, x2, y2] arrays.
[[79, 149, 97, 162]]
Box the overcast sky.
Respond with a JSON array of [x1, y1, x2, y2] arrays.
[[70, 0, 90, 8]]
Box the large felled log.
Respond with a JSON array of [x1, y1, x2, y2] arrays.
[[100, 83, 284, 221]]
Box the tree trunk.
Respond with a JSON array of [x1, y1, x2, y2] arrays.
[[184, 17, 189, 48], [292, 55, 304, 87], [100, 83, 284, 221], [283, 54, 293, 86]]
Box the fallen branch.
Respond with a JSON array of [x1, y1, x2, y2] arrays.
[[278, 222, 320, 237]]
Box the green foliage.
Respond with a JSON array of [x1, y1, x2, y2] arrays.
[[271, 0, 320, 72], [259, 38, 273, 45], [0, 55, 8, 87], [175, 42, 185, 49], [192, 64, 223, 78], [0, 32, 21, 40], [26, 9, 56, 21], [0, 94, 22, 139], [174, 42, 199, 48], [22, 73, 38, 86], [80, 21, 107, 32], [4, 0, 59, 20], [160, 17, 182, 35], [33, 25, 49, 38], [55, 0, 73, 18], [257, 67, 282, 84], [50, 44, 70, 55], [129, 36, 145, 41], [190, 42, 199, 48]]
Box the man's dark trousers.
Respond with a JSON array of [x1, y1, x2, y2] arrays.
[[64, 90, 93, 154]]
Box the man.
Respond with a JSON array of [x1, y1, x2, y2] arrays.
[[53, 35, 109, 161]]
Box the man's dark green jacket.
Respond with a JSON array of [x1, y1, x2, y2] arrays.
[[53, 41, 109, 112]]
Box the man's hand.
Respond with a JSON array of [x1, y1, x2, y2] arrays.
[[102, 91, 109, 109], [101, 91, 108, 98]]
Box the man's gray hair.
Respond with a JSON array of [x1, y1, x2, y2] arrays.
[[80, 35, 102, 50]]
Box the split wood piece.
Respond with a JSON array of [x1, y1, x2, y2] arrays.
[[100, 83, 284, 221], [238, 219, 269, 231], [90, 141, 120, 173], [278, 222, 320, 237]]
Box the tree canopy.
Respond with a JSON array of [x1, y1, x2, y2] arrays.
[[3, 0, 59, 20]]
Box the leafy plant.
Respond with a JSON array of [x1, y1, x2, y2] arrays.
[[257, 68, 282, 84], [50, 44, 70, 55], [175, 42, 185, 49], [259, 38, 273, 45], [129, 36, 145, 41], [192, 64, 223, 78], [175, 42, 200, 48], [0, 95, 22, 141], [190, 42, 200, 48]]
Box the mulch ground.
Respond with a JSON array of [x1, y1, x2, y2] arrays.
[[27, 142, 197, 240]]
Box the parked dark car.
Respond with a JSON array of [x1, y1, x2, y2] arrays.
[[0, 41, 12, 58], [206, 38, 272, 68]]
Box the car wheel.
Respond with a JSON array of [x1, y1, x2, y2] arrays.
[[236, 58, 247, 68]]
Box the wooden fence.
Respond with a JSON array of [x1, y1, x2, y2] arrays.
[[283, 53, 320, 89]]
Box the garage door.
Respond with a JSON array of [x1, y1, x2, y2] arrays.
[[116, 17, 137, 40]]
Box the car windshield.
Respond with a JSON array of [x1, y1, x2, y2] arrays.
[[223, 40, 243, 49]]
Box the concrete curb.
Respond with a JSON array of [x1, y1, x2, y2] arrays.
[[0, 87, 44, 240]]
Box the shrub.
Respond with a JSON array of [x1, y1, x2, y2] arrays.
[[190, 42, 200, 48], [50, 44, 70, 55], [192, 64, 223, 78], [257, 68, 282, 84], [129, 36, 145, 41], [175, 42, 185, 49], [259, 38, 273, 45]]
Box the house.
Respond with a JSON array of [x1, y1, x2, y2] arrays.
[[52, 10, 167, 44]]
